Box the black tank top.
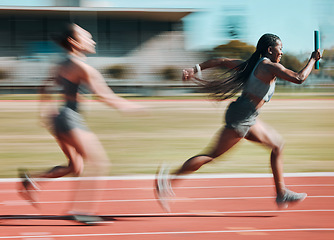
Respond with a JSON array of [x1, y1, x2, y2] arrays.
[[59, 77, 79, 111], [58, 57, 83, 111]]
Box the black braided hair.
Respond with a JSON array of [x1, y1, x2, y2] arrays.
[[195, 33, 280, 100]]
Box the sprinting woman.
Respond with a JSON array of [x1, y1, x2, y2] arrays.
[[156, 33, 321, 212], [18, 23, 145, 224]]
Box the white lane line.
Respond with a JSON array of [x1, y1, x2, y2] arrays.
[[1, 228, 334, 239], [21, 232, 51, 236], [108, 209, 334, 216], [0, 172, 333, 182], [1, 184, 333, 194], [0, 209, 333, 218], [2, 195, 334, 205], [20, 232, 53, 240]]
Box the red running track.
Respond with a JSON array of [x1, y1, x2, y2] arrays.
[[0, 174, 333, 240]]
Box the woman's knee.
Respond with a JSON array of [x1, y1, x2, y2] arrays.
[[272, 139, 285, 155], [69, 161, 84, 176]]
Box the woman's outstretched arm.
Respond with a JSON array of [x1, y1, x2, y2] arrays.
[[268, 50, 321, 84], [82, 64, 144, 112], [182, 58, 244, 81]]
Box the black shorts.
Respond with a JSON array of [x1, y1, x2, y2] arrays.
[[225, 96, 259, 137], [53, 107, 89, 133]]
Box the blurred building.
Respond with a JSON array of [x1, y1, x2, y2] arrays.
[[0, 1, 332, 94], [0, 3, 205, 95]]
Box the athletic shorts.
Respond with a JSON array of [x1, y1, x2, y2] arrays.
[[52, 106, 89, 134], [224, 95, 259, 137]]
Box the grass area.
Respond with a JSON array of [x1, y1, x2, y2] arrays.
[[0, 96, 333, 178], [0, 85, 334, 101]]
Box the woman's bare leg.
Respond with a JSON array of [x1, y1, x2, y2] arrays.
[[18, 134, 85, 205], [155, 127, 242, 212], [36, 137, 84, 178], [245, 119, 285, 196], [245, 119, 307, 208], [59, 128, 109, 215], [171, 127, 242, 185]]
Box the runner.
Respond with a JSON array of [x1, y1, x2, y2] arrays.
[[18, 23, 145, 224], [156, 33, 321, 212]]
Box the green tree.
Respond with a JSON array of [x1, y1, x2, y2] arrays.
[[213, 40, 304, 73], [280, 53, 304, 72], [213, 40, 255, 60], [322, 48, 334, 79], [322, 48, 334, 61]]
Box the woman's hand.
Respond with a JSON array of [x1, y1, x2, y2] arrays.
[[116, 99, 149, 116], [182, 68, 195, 82], [311, 49, 321, 61]]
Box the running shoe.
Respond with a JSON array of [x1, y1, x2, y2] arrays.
[[276, 188, 307, 209], [155, 164, 174, 212], [70, 214, 105, 226], [18, 168, 40, 207]]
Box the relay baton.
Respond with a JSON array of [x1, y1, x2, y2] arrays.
[[314, 30, 320, 69]]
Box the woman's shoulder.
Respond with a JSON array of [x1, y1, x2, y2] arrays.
[[69, 57, 88, 67], [259, 58, 283, 71], [260, 57, 272, 65], [255, 58, 282, 81], [67, 58, 95, 75], [56, 57, 94, 82]]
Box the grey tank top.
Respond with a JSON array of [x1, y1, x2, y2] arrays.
[[242, 57, 275, 102]]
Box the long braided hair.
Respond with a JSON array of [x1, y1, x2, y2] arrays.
[[51, 23, 76, 52], [194, 33, 281, 101]]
